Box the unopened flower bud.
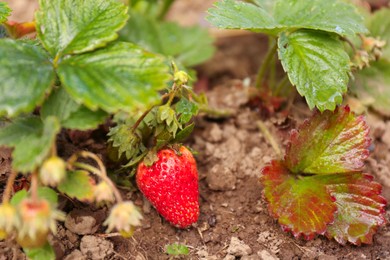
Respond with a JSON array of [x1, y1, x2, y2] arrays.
[[0, 203, 20, 239], [40, 156, 66, 186], [174, 71, 189, 86], [104, 201, 142, 237], [94, 181, 115, 204]]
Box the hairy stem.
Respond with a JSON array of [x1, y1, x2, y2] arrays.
[[341, 36, 357, 54], [273, 75, 290, 96], [157, 0, 175, 20], [199, 105, 232, 118], [30, 170, 39, 202], [2, 170, 17, 204], [255, 39, 277, 89], [72, 151, 123, 203], [257, 121, 282, 158]]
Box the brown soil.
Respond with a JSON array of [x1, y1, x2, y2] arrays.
[[1, 1, 390, 259]]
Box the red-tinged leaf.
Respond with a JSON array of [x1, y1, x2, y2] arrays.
[[323, 173, 387, 245], [260, 160, 337, 239], [285, 106, 370, 175]]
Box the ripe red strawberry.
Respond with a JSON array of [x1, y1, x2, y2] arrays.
[[136, 146, 199, 228]]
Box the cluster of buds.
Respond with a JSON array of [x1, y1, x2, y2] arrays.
[[352, 36, 386, 70], [0, 199, 65, 248]]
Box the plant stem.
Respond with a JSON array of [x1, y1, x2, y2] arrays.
[[73, 151, 123, 203], [166, 84, 177, 106], [30, 170, 39, 202], [341, 36, 357, 54], [199, 105, 232, 118], [255, 39, 277, 89], [273, 75, 289, 96], [257, 121, 282, 158], [131, 106, 154, 133], [2, 170, 17, 204], [157, 0, 175, 20]]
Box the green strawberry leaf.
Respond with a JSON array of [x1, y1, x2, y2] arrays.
[[120, 13, 215, 67], [24, 242, 55, 260], [10, 187, 58, 206], [207, 0, 278, 35], [285, 106, 370, 174], [0, 116, 60, 173], [0, 116, 42, 146], [0, 2, 11, 24], [62, 106, 108, 130], [261, 160, 337, 239], [273, 0, 367, 37], [0, 39, 55, 117], [352, 60, 390, 117], [208, 0, 366, 37], [13, 117, 60, 173], [58, 171, 94, 201], [324, 173, 387, 245], [108, 123, 146, 160], [166, 243, 189, 256], [41, 88, 79, 122], [175, 98, 199, 124], [278, 30, 350, 111], [174, 122, 195, 143], [368, 8, 390, 61], [247, 0, 274, 13], [36, 0, 128, 58], [57, 42, 170, 113], [42, 88, 108, 130]]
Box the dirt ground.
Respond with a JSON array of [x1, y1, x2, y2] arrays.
[[1, 0, 390, 259]]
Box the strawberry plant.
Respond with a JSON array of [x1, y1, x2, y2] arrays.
[[207, 0, 367, 111], [208, 0, 388, 245], [0, 0, 212, 257]]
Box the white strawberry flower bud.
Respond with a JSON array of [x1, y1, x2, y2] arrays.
[[94, 181, 115, 204], [39, 156, 66, 186], [104, 201, 142, 237], [0, 203, 20, 239]]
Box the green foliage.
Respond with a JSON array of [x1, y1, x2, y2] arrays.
[[0, 40, 55, 117], [278, 30, 350, 111], [108, 79, 201, 167], [36, 0, 128, 57], [351, 8, 390, 116], [353, 60, 390, 116], [57, 42, 169, 113], [208, 0, 367, 111], [175, 98, 199, 124], [166, 243, 189, 256], [208, 0, 366, 37], [58, 171, 95, 201], [0, 0, 171, 173], [368, 8, 390, 60], [0, 2, 11, 24], [24, 242, 55, 260], [41, 88, 108, 130], [120, 13, 215, 67], [0, 116, 60, 173], [260, 106, 386, 245]]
